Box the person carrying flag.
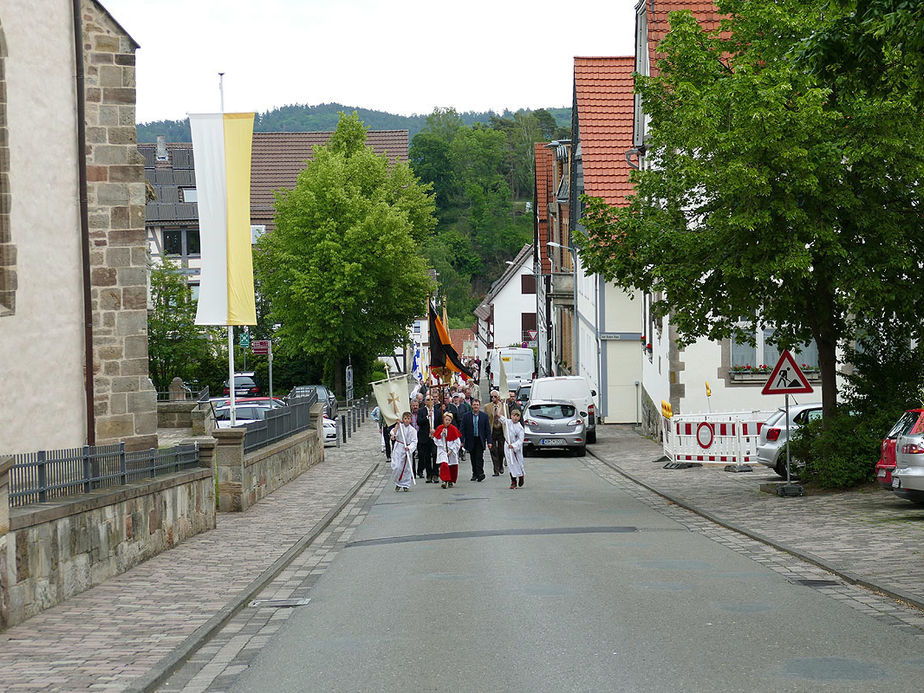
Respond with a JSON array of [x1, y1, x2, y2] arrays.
[[390, 411, 417, 492]]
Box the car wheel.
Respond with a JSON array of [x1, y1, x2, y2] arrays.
[[773, 458, 787, 478], [574, 445, 586, 457], [523, 446, 531, 458], [586, 429, 597, 444]]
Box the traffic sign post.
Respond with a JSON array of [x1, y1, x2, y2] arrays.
[[250, 340, 273, 402], [762, 350, 812, 497], [345, 365, 354, 402]]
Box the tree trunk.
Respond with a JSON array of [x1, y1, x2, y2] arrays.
[[333, 357, 343, 398], [816, 327, 838, 420]]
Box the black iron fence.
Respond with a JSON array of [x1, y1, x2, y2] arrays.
[[243, 393, 318, 453], [8, 442, 200, 508]]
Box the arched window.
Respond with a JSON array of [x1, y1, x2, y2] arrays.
[[0, 22, 14, 317]]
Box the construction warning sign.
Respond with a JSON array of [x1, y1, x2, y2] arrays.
[[761, 349, 814, 395]]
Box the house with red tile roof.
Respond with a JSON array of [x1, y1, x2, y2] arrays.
[[566, 56, 643, 424], [630, 1, 808, 432], [142, 130, 409, 293], [251, 130, 408, 234]]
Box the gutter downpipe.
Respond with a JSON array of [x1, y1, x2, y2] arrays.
[[73, 0, 95, 444]]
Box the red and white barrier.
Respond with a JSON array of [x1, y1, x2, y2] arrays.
[[664, 412, 775, 464]]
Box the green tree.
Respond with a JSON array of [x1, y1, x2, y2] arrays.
[[254, 113, 436, 394], [579, 0, 924, 418], [147, 260, 207, 392]]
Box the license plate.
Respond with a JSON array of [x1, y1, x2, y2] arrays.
[[540, 438, 564, 446], [892, 477, 901, 489], [877, 469, 886, 478]]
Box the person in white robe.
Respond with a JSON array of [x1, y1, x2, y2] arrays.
[[390, 412, 417, 491], [499, 409, 525, 488], [434, 411, 463, 488]]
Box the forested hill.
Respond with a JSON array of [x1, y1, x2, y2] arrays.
[[136, 103, 570, 142]]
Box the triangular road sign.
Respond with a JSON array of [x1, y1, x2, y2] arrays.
[[762, 349, 814, 395]]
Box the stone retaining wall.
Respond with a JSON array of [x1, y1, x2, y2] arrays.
[[0, 462, 214, 630], [214, 404, 324, 512], [157, 400, 214, 435]]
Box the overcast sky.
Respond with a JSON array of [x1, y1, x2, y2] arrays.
[[102, 0, 638, 123]]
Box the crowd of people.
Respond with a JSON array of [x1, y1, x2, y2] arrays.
[[374, 382, 524, 493]]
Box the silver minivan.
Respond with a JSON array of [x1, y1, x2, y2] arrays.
[[528, 376, 598, 442]]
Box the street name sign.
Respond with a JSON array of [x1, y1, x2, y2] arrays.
[[251, 340, 271, 355], [761, 349, 814, 395]]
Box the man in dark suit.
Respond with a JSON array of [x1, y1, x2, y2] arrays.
[[417, 393, 437, 482], [461, 398, 492, 481]]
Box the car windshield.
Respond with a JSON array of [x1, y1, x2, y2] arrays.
[[216, 406, 267, 421], [232, 376, 255, 387], [528, 403, 576, 419]]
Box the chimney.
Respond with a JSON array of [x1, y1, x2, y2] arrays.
[[155, 135, 169, 162]]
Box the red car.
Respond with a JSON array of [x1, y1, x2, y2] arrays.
[[877, 409, 924, 489]]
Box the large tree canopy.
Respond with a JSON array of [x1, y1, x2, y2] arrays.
[[254, 113, 436, 389], [579, 0, 924, 416]]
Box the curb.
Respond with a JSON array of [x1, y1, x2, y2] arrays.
[[127, 461, 380, 693], [587, 444, 924, 613]]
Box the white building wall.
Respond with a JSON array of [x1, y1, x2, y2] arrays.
[[491, 260, 536, 350], [600, 282, 643, 423], [0, 2, 88, 453]]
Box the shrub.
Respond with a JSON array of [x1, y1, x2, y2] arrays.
[[790, 408, 887, 489]]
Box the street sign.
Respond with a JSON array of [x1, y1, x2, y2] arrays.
[[239, 331, 250, 348], [527, 330, 538, 340], [251, 339, 271, 355], [761, 350, 814, 395], [345, 365, 354, 401]]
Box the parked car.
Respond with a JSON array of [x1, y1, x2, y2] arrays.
[[521, 399, 587, 457], [891, 410, 924, 503], [515, 383, 531, 410], [210, 396, 286, 409], [877, 409, 924, 490], [322, 416, 338, 446], [214, 404, 272, 428], [756, 402, 823, 477], [223, 372, 260, 397], [528, 376, 597, 442], [289, 384, 338, 419]]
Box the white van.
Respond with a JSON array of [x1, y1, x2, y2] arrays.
[[488, 347, 535, 393], [528, 376, 598, 442]]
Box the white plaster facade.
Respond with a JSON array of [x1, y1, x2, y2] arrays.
[[0, 0, 88, 452], [475, 245, 537, 361]]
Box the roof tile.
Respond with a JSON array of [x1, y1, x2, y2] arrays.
[[573, 56, 636, 207]]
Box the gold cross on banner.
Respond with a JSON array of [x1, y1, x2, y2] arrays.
[[388, 391, 401, 413]]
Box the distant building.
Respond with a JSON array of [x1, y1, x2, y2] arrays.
[[142, 131, 410, 291], [474, 244, 536, 361]]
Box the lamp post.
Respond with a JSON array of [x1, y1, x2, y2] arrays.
[[546, 241, 578, 376]]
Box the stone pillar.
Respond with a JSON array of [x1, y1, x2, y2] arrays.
[[193, 438, 217, 470], [213, 429, 246, 512], [0, 455, 11, 630], [0, 455, 10, 537], [168, 377, 187, 401], [81, 1, 158, 452]]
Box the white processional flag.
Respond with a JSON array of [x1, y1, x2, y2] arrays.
[[190, 112, 257, 326]]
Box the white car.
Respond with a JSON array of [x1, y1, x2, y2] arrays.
[[528, 376, 598, 442], [322, 416, 338, 446], [756, 402, 823, 476], [214, 404, 271, 428]]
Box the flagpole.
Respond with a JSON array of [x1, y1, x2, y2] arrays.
[[217, 72, 238, 427]]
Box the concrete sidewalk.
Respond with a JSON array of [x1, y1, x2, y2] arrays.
[[591, 424, 924, 610], [0, 420, 384, 693]]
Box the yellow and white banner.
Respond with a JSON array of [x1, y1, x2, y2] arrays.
[[190, 112, 257, 326], [372, 375, 410, 427]]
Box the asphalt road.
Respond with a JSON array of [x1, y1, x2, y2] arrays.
[[231, 452, 924, 692]]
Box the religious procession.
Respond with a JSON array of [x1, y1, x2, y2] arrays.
[[371, 301, 526, 493]]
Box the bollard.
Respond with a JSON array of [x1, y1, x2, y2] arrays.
[[341, 414, 347, 444], [352, 407, 357, 433]]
